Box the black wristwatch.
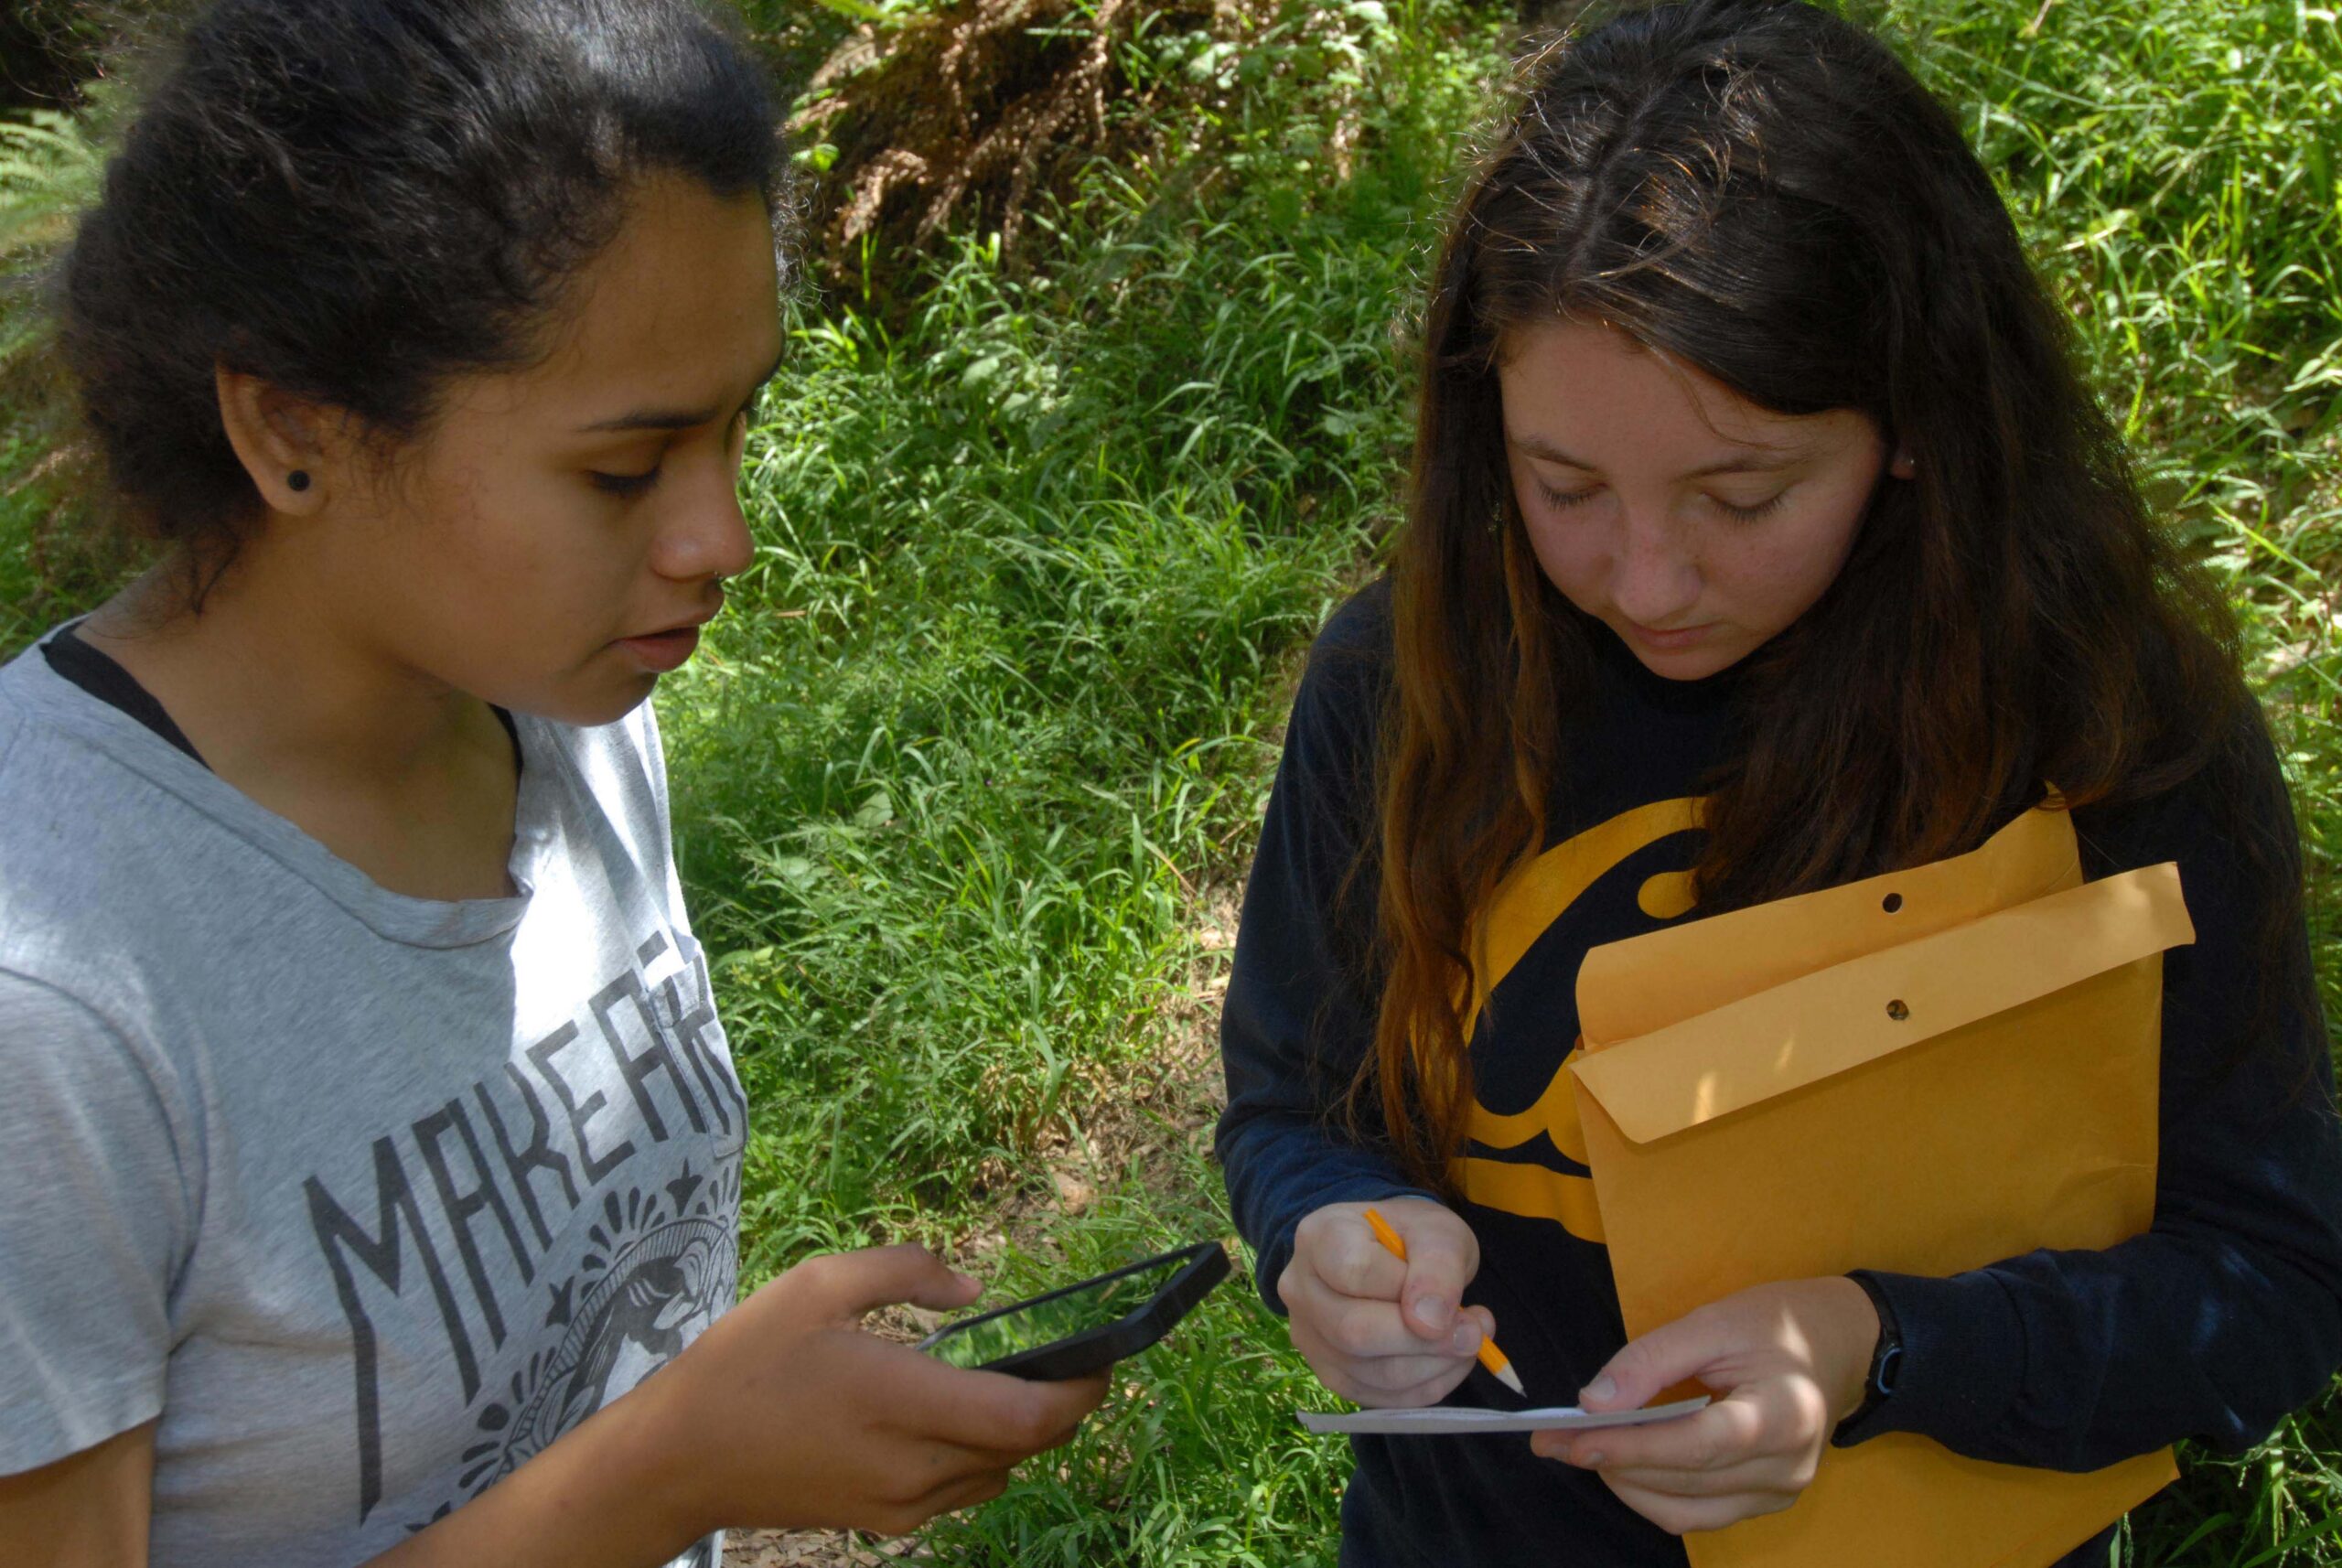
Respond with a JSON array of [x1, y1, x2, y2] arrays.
[[1833, 1272, 1902, 1444]]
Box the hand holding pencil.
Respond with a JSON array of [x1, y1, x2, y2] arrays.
[[1276, 1197, 1517, 1409], [1363, 1207, 1525, 1396]]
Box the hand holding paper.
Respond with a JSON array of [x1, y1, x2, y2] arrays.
[[1532, 1277, 1882, 1538], [1564, 806, 2190, 1565]]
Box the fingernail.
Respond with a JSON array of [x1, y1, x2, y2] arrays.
[[1412, 1295, 1452, 1333], [1580, 1448, 1606, 1467], [1448, 1321, 1482, 1355], [954, 1270, 982, 1291], [1581, 1374, 1616, 1404]]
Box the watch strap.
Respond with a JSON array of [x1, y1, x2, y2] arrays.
[[1832, 1271, 1903, 1445]]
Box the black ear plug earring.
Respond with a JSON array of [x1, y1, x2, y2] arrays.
[[287, 470, 311, 492]]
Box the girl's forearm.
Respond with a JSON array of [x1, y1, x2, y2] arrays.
[[362, 1378, 705, 1568]]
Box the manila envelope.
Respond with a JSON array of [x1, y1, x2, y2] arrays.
[[1566, 804, 2193, 1568]]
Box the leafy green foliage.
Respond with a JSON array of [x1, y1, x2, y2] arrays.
[[0, 109, 101, 288], [0, 0, 2335, 1561], [919, 1155, 1355, 1566], [0, 102, 113, 652], [658, 0, 1497, 1280]]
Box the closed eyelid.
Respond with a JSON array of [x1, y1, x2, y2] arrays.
[[1510, 433, 1812, 484], [1708, 479, 1789, 500], [1707, 489, 1789, 520], [1536, 478, 1603, 505], [1514, 449, 1595, 479], [575, 427, 667, 463], [589, 467, 661, 497]]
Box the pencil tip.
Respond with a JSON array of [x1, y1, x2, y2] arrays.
[[1496, 1365, 1526, 1396]]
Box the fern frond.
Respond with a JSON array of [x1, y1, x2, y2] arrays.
[[0, 109, 103, 263]]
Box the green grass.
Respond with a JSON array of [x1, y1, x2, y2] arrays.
[[655, 0, 1488, 1287], [1, 0, 2337, 1562], [643, 15, 1492, 1555], [915, 1147, 1357, 1568]]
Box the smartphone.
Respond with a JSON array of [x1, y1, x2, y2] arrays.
[[917, 1240, 1231, 1380]]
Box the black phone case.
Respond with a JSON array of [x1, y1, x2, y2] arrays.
[[915, 1240, 1231, 1381]]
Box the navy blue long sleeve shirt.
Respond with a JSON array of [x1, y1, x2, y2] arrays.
[[1216, 581, 2342, 1567]]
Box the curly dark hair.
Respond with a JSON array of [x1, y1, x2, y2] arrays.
[[59, 0, 789, 585]]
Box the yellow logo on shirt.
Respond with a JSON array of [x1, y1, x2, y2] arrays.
[[1446, 797, 1704, 1243]]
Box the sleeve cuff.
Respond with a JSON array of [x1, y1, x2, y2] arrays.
[[1252, 1178, 1445, 1316], [1830, 1268, 2026, 1450], [0, 1356, 164, 1477]]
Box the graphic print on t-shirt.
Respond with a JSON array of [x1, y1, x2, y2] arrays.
[[1449, 797, 1703, 1246], [299, 929, 746, 1531]]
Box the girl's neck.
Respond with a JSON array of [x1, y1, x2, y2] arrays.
[[81, 553, 521, 902], [87, 557, 486, 777]]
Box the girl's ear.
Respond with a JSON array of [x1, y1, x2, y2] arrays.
[[1889, 448, 1918, 480], [213, 365, 337, 515]]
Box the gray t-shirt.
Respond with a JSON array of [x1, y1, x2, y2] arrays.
[[0, 636, 745, 1566]]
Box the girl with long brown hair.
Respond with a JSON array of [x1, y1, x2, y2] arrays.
[[1216, 1, 2342, 1563]]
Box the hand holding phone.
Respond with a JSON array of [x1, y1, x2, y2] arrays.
[[639, 1244, 1107, 1538], [919, 1241, 1231, 1380]]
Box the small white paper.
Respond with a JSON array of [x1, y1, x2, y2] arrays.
[[1297, 1395, 1710, 1436]]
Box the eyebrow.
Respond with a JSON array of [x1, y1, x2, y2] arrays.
[[575, 348, 786, 434], [1507, 433, 1809, 478]]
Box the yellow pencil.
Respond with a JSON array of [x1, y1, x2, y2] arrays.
[[1361, 1206, 1526, 1397]]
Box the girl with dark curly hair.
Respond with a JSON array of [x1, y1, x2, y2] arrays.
[[0, 3, 1101, 1563]]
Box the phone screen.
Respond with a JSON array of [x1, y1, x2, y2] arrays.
[[926, 1254, 1194, 1369]]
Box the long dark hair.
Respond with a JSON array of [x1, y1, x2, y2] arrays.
[[59, 0, 788, 596], [1361, 0, 2303, 1186]]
